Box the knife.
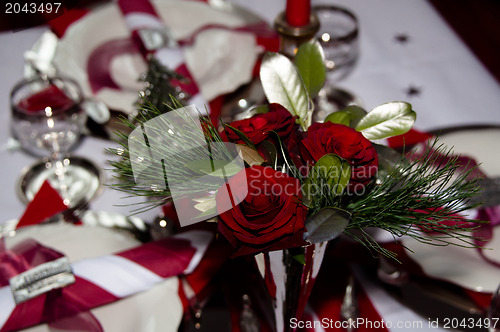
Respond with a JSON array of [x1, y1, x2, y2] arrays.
[[377, 256, 488, 332]]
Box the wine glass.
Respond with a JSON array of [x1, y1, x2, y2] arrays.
[[312, 5, 362, 122], [11, 75, 100, 207]]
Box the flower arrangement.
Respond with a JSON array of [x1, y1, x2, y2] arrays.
[[109, 40, 484, 331], [110, 41, 482, 259]]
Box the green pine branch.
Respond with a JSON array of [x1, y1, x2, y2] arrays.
[[344, 141, 485, 256], [108, 102, 229, 214], [134, 57, 190, 120]]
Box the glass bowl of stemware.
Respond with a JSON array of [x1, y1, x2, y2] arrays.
[[11, 74, 101, 208], [312, 4, 362, 122]]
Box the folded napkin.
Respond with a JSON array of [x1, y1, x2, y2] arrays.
[[0, 238, 103, 332], [117, 0, 210, 115], [49, 8, 90, 37], [0, 229, 214, 331], [16, 180, 68, 229], [4, 175, 223, 331], [46, 0, 278, 122]]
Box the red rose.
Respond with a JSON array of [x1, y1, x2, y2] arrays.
[[223, 103, 296, 145], [299, 122, 378, 190], [216, 165, 307, 256]]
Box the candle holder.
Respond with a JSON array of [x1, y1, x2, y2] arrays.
[[274, 11, 320, 58]]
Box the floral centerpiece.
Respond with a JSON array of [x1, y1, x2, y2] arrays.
[[109, 41, 482, 331]]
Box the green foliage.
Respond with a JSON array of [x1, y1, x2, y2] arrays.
[[294, 40, 326, 99], [356, 102, 416, 140], [135, 57, 189, 118], [344, 141, 484, 258], [302, 154, 351, 210], [325, 105, 367, 128], [304, 207, 351, 244], [108, 102, 229, 214], [325, 111, 351, 126], [260, 52, 311, 130]]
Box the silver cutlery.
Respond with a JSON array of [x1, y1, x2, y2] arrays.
[[340, 274, 359, 332]]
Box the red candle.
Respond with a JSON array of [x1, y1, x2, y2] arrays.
[[285, 0, 310, 27]]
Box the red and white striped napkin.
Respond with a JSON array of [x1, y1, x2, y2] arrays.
[[0, 230, 214, 331], [117, 0, 209, 114], [47, 0, 278, 123]]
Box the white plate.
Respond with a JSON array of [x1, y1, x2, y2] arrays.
[[403, 126, 500, 293], [4, 222, 182, 332], [432, 126, 500, 178], [34, 0, 264, 114]]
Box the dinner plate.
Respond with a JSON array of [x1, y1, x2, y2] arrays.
[[31, 0, 264, 116], [403, 126, 500, 293], [3, 222, 182, 332]]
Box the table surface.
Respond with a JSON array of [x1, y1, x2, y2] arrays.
[[1, 0, 499, 331]]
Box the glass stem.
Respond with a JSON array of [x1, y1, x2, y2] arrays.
[[51, 149, 71, 206]]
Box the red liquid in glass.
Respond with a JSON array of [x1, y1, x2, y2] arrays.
[[17, 85, 74, 114]]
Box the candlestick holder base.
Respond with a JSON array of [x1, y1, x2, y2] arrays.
[[274, 11, 320, 58]]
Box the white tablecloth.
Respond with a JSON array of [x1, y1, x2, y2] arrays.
[[1, 0, 499, 331]]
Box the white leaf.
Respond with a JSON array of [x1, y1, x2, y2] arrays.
[[356, 102, 416, 140], [260, 52, 310, 129]]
